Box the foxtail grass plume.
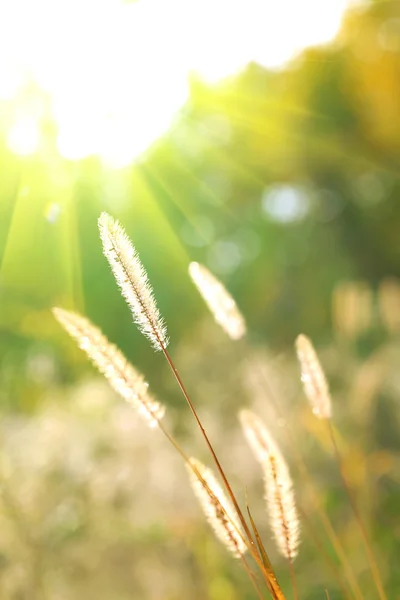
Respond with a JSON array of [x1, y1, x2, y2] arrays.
[[240, 410, 300, 560], [188, 262, 246, 340], [53, 308, 165, 427], [187, 458, 247, 558], [295, 334, 332, 419], [98, 212, 168, 351]]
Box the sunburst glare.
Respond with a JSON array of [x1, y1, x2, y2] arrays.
[[0, 0, 351, 167]]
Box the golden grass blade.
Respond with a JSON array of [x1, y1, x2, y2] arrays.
[[98, 212, 168, 351], [187, 458, 247, 558], [188, 262, 246, 340], [246, 503, 286, 600], [246, 499, 274, 573], [295, 334, 332, 419], [240, 410, 300, 562], [52, 307, 165, 427]]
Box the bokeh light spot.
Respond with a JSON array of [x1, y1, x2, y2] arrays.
[[262, 184, 311, 223]]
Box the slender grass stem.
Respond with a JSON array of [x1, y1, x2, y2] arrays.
[[288, 559, 298, 600], [159, 417, 282, 599], [160, 344, 286, 600], [151, 416, 271, 596], [161, 346, 255, 547], [327, 420, 387, 600]]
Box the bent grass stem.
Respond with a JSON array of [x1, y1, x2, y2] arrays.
[[160, 343, 285, 600]]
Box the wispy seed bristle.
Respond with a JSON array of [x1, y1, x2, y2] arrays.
[[239, 410, 300, 560], [53, 307, 165, 427], [188, 262, 246, 340], [295, 334, 332, 419], [187, 458, 247, 558], [98, 212, 168, 351]]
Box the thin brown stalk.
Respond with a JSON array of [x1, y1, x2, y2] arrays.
[[327, 420, 387, 600], [97, 213, 285, 598], [153, 423, 255, 566], [161, 346, 252, 538], [163, 423, 276, 599], [52, 315, 278, 597], [161, 345, 285, 600], [131, 385, 278, 600], [52, 310, 259, 579], [288, 560, 298, 600], [139, 408, 273, 599], [246, 496, 287, 600]]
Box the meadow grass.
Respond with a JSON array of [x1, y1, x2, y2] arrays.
[[51, 212, 389, 600]]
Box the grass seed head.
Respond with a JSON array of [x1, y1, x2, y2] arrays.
[[98, 212, 168, 351], [240, 410, 300, 560], [189, 262, 246, 340], [53, 307, 165, 427], [187, 457, 247, 558], [295, 334, 332, 419]]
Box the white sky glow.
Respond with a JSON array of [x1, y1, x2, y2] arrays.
[[0, 0, 350, 166]]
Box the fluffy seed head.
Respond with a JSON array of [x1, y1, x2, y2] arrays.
[[53, 307, 165, 427], [240, 410, 300, 560], [189, 262, 246, 340], [239, 409, 278, 464], [295, 334, 332, 419], [98, 212, 168, 351], [187, 458, 247, 558]]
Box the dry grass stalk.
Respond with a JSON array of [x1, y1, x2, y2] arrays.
[[187, 458, 247, 558], [97, 217, 270, 584], [240, 410, 300, 561], [295, 334, 332, 419], [188, 262, 246, 340], [52, 308, 165, 427], [98, 212, 168, 351]]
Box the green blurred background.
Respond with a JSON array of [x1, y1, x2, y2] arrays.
[[0, 0, 399, 598]]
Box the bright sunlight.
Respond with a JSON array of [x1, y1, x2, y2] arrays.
[[0, 0, 351, 167]]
